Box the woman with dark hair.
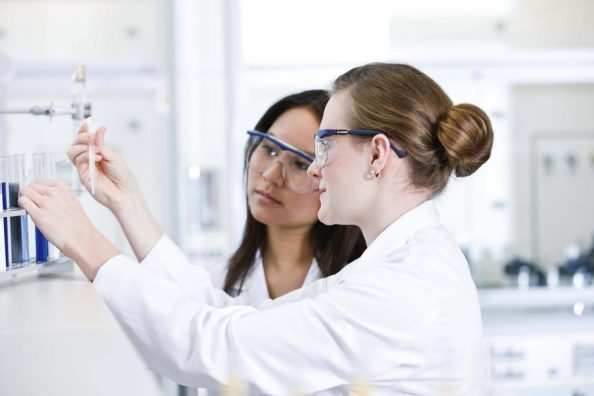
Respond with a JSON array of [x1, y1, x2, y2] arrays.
[[212, 89, 366, 300], [22, 63, 493, 394]]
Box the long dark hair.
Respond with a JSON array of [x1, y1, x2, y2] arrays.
[[224, 89, 366, 294]]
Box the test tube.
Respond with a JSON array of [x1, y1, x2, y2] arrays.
[[0, 156, 8, 271], [32, 153, 60, 262], [71, 66, 86, 194], [7, 154, 29, 264]]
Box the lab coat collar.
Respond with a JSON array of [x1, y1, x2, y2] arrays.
[[360, 199, 441, 263], [240, 250, 321, 302]]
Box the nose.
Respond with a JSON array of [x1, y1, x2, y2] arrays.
[[307, 160, 320, 179], [262, 160, 285, 186]]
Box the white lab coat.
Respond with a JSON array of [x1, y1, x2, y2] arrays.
[[93, 200, 482, 395], [206, 251, 322, 303]]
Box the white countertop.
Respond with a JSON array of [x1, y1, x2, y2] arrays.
[[479, 286, 594, 336], [479, 286, 594, 310], [0, 266, 164, 396]]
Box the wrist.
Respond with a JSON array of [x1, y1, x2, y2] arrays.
[[111, 188, 144, 218], [105, 178, 142, 216], [112, 191, 162, 262], [65, 226, 119, 281]]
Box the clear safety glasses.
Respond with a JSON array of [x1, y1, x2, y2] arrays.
[[314, 129, 408, 169], [246, 130, 318, 194]]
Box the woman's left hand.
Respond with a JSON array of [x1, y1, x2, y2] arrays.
[[18, 179, 119, 280]]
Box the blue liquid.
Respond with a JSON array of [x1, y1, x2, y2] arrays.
[[8, 183, 29, 264], [1, 182, 8, 269], [9, 216, 29, 263], [35, 227, 49, 262]]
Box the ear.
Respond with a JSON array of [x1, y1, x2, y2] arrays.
[[369, 134, 392, 173]]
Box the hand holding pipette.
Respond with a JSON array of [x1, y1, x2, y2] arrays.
[[67, 124, 162, 261], [68, 124, 142, 212]]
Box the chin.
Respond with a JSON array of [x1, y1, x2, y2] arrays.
[[317, 207, 335, 226], [250, 205, 276, 224]]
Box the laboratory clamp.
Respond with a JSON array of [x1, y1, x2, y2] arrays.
[[0, 66, 92, 285]]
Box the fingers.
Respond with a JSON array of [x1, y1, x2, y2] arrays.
[[19, 184, 46, 205], [95, 126, 107, 147], [78, 122, 88, 134], [26, 180, 63, 196], [69, 146, 103, 168], [70, 133, 99, 155], [95, 127, 117, 161], [22, 180, 72, 195], [67, 144, 86, 164], [70, 127, 110, 165], [17, 195, 41, 219], [77, 120, 100, 133], [19, 180, 61, 207], [72, 132, 93, 145], [69, 132, 94, 164], [97, 144, 116, 162]]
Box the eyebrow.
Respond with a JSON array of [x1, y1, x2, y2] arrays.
[[268, 131, 315, 157]]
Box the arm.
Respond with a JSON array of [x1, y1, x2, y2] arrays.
[[93, 256, 380, 394], [18, 180, 119, 280], [20, 177, 360, 392], [19, 180, 422, 393], [18, 178, 247, 302], [68, 125, 162, 261], [111, 188, 162, 262]]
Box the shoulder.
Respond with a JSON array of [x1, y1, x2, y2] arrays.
[[205, 253, 262, 297], [303, 258, 324, 286], [204, 260, 229, 289], [406, 225, 474, 290], [337, 224, 477, 318]]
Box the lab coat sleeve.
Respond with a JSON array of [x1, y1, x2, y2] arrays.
[[93, 255, 390, 394], [140, 234, 224, 294], [204, 259, 229, 290]]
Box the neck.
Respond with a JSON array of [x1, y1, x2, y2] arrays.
[[264, 224, 314, 271], [359, 188, 430, 246]]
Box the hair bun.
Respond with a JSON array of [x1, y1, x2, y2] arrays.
[[436, 103, 494, 177]]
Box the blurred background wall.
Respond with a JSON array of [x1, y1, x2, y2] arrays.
[[1, 1, 594, 395], [2, 0, 593, 285]]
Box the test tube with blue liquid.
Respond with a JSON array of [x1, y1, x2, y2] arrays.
[[7, 154, 29, 265], [32, 153, 59, 262], [1, 156, 8, 271]]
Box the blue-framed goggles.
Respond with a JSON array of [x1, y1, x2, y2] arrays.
[[246, 130, 317, 194], [314, 129, 407, 169]]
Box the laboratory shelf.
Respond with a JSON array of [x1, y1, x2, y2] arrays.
[[2, 208, 72, 285], [0, 257, 74, 286], [479, 286, 594, 311], [0, 208, 26, 218]]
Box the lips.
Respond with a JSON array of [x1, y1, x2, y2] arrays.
[[255, 189, 282, 204]]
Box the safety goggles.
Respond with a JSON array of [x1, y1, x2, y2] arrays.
[[314, 129, 408, 169], [246, 130, 317, 194]]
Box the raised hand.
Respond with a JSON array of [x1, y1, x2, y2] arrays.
[[67, 123, 141, 214]]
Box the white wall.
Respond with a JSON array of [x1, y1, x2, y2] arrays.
[[0, 0, 173, 258], [512, 84, 594, 269], [2, 0, 594, 283]]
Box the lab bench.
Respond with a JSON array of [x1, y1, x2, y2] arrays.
[[479, 287, 594, 396], [0, 264, 164, 396]]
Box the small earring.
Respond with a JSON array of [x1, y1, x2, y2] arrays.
[[370, 170, 379, 179]]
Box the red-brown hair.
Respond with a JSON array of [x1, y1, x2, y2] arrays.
[[333, 63, 493, 195]]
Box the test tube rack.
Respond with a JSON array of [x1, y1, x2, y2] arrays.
[[0, 208, 73, 286]]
